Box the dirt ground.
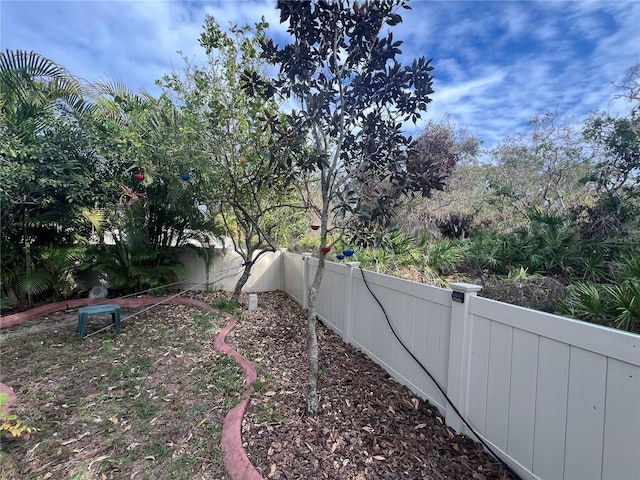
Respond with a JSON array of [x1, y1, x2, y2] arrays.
[[1, 291, 516, 479]]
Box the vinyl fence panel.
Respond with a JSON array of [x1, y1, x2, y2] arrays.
[[345, 268, 452, 413], [283, 251, 306, 305], [468, 296, 640, 480], [601, 358, 640, 480], [277, 253, 640, 480], [315, 259, 348, 336]]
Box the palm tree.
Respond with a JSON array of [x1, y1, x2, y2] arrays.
[[0, 50, 93, 305], [84, 81, 225, 293], [0, 49, 86, 137]]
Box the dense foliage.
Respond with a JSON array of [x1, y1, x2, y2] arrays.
[[1, 50, 102, 304], [347, 66, 640, 332], [1, 19, 638, 335], [160, 18, 301, 302]]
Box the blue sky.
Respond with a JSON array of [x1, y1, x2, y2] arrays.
[[2, 0, 639, 149]]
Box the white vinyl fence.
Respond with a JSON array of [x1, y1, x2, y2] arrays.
[[281, 252, 640, 480], [176, 248, 284, 292], [180, 250, 639, 479]]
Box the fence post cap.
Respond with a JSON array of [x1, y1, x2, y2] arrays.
[[449, 282, 482, 293]]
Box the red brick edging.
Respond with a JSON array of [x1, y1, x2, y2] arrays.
[[0, 298, 264, 480], [214, 318, 263, 480]]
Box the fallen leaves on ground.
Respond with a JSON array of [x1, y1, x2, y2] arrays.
[[229, 292, 516, 480]]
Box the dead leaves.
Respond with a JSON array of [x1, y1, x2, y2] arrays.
[[329, 439, 341, 454], [0, 299, 234, 480], [235, 292, 517, 480]]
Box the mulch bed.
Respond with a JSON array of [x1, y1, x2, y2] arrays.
[[228, 291, 516, 480]]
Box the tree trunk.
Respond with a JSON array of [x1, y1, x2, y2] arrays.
[[25, 239, 33, 306], [230, 263, 252, 304], [24, 210, 33, 306], [306, 253, 325, 415]]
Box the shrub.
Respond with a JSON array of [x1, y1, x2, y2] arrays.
[[0, 392, 36, 439], [558, 256, 640, 332]]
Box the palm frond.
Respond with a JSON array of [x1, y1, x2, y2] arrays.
[[16, 268, 54, 296], [1, 50, 86, 136], [81, 208, 107, 236]]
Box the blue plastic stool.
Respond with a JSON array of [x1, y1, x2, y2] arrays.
[[78, 304, 121, 338]]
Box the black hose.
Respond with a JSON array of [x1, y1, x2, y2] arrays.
[[358, 266, 520, 479]]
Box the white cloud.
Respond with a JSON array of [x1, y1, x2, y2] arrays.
[[1, 0, 638, 151]]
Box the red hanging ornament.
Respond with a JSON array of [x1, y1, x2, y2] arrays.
[[310, 224, 320, 230], [321, 246, 331, 253], [133, 173, 144, 181]]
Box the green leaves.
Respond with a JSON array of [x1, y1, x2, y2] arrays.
[[583, 113, 640, 217], [606, 281, 640, 331], [16, 268, 54, 297], [386, 13, 402, 26], [255, 1, 438, 238], [1, 49, 86, 137]]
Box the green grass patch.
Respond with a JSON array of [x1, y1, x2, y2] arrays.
[[211, 299, 242, 316]]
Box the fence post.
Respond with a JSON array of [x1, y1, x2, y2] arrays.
[[343, 261, 360, 344], [445, 282, 482, 434], [301, 253, 312, 309], [277, 248, 287, 290]]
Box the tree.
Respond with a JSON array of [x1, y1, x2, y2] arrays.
[[485, 112, 594, 230], [0, 50, 99, 304], [0, 49, 86, 138], [85, 82, 223, 292], [243, 0, 442, 415], [397, 119, 482, 238], [583, 66, 640, 220], [613, 64, 640, 124], [161, 17, 302, 303]]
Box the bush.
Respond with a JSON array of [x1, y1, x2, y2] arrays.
[[558, 256, 640, 332]]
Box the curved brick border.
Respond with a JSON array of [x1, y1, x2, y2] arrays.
[[214, 318, 264, 480], [0, 297, 264, 480]]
